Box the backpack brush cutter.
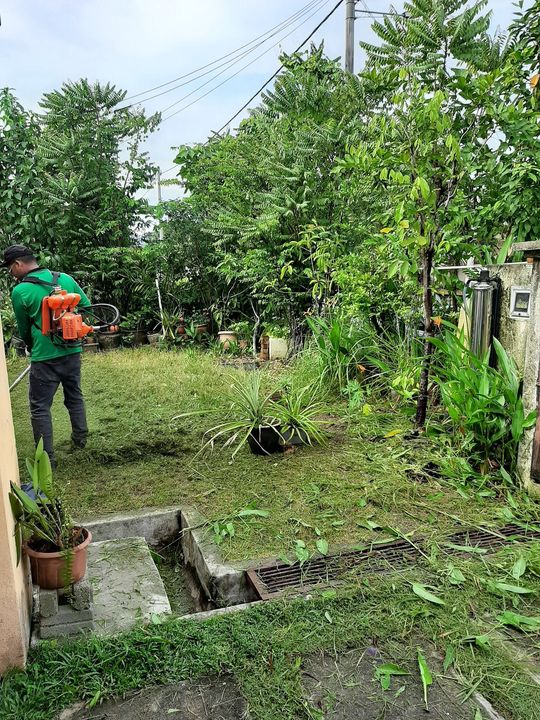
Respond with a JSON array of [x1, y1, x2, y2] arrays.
[[9, 274, 120, 391]]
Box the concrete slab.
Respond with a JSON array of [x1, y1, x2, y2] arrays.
[[302, 645, 499, 719], [79, 507, 182, 546], [61, 676, 248, 720], [180, 507, 256, 607], [87, 537, 170, 635]]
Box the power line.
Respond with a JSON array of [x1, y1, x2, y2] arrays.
[[141, 0, 345, 195], [121, 0, 323, 105], [214, 0, 346, 135], [160, 0, 330, 121]]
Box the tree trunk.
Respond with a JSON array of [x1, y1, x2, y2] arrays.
[[415, 242, 435, 429]]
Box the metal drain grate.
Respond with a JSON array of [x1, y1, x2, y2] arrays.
[[246, 523, 540, 600]]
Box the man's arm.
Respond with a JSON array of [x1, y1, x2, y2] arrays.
[[11, 288, 33, 350]]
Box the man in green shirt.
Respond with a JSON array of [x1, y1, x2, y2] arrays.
[[3, 244, 91, 466]]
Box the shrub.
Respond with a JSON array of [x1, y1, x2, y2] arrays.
[[431, 330, 536, 477]]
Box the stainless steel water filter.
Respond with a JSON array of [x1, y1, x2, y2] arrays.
[[468, 269, 495, 357]]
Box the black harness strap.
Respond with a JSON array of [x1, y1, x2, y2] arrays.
[[21, 271, 63, 336], [21, 270, 61, 290]]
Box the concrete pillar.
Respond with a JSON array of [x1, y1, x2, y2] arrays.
[[0, 319, 31, 673], [516, 260, 540, 495]]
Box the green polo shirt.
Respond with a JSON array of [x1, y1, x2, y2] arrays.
[[11, 268, 91, 362]]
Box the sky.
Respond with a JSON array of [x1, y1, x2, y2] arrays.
[[0, 0, 530, 202]]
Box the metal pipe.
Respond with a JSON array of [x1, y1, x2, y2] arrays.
[[9, 364, 30, 392]]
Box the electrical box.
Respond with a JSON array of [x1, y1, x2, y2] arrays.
[[510, 287, 532, 319]]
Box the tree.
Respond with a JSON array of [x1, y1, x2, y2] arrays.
[[36, 79, 159, 264], [0, 89, 43, 247]]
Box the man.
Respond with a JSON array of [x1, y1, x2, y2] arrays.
[[2, 244, 91, 466]]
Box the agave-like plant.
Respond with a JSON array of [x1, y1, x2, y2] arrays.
[[272, 383, 328, 446]]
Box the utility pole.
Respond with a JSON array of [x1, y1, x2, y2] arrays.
[[155, 170, 165, 337], [156, 170, 164, 243], [345, 0, 355, 73]]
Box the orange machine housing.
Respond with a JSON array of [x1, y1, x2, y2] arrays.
[[41, 289, 93, 341]]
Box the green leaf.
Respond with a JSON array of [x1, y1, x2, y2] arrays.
[[411, 583, 445, 606], [445, 543, 487, 555], [324, 611, 333, 624], [512, 556, 527, 580], [417, 649, 432, 711], [357, 519, 381, 531], [237, 508, 269, 518], [448, 567, 465, 585], [497, 611, 540, 631], [374, 663, 409, 690], [316, 538, 329, 556], [493, 582, 534, 595], [443, 645, 455, 672]]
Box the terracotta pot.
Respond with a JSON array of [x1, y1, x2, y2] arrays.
[[248, 424, 282, 455], [217, 330, 237, 349], [196, 323, 209, 335], [25, 529, 92, 590]]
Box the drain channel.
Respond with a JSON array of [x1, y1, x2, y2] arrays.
[[247, 523, 540, 600]]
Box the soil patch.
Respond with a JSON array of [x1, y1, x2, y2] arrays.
[[63, 676, 248, 720], [302, 644, 482, 719]]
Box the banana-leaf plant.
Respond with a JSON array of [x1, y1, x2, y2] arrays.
[[430, 329, 536, 476], [9, 439, 80, 564]]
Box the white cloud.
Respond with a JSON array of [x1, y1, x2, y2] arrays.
[[0, 0, 533, 194]]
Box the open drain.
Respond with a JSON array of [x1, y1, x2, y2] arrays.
[[247, 523, 540, 600]]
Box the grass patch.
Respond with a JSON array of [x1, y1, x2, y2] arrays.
[[3, 550, 540, 719], [7, 348, 540, 562], [5, 348, 540, 719]]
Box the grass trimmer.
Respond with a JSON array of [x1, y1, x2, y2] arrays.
[[8, 280, 120, 392]]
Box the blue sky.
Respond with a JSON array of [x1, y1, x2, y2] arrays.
[[0, 1, 530, 201]]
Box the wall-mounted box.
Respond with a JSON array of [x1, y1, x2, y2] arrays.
[[510, 287, 532, 319]]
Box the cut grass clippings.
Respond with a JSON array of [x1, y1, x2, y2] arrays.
[[3, 560, 540, 720], [5, 348, 540, 719], [8, 348, 539, 563]]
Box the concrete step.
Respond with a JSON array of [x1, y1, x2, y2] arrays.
[[87, 536, 170, 636]]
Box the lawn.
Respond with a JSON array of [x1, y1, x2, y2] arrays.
[[5, 347, 540, 720], [7, 347, 536, 562]]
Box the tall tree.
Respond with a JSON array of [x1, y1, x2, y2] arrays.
[[37, 79, 159, 264]]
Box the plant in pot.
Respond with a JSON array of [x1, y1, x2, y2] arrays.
[[191, 310, 210, 335], [272, 383, 328, 447], [175, 372, 281, 456], [9, 440, 92, 589], [229, 321, 251, 352]]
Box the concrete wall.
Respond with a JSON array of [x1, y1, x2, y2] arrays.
[[0, 320, 31, 674], [489, 263, 532, 375], [512, 262, 540, 495]]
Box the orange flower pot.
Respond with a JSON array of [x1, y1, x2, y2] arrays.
[[25, 529, 92, 589]]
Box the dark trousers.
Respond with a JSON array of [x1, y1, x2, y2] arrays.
[[29, 354, 88, 462]]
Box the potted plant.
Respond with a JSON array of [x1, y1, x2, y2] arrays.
[[261, 323, 289, 360], [217, 329, 238, 349], [97, 324, 121, 351], [272, 384, 328, 446], [175, 372, 282, 456], [191, 310, 210, 335], [9, 440, 92, 589], [229, 321, 251, 351]]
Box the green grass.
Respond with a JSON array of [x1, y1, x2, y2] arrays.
[[3, 548, 540, 720], [7, 347, 540, 562], [6, 347, 540, 719]]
